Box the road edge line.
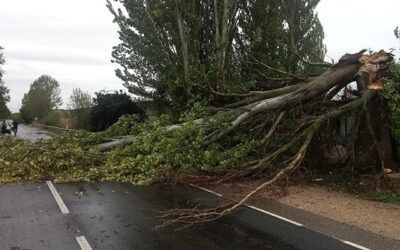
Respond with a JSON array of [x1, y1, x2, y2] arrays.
[[191, 184, 371, 250], [192, 185, 301, 226], [46, 180, 70, 214], [342, 240, 371, 250], [196, 186, 223, 197], [245, 204, 303, 227], [76, 236, 92, 250]]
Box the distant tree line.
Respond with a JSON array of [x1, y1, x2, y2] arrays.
[[89, 90, 144, 131], [20, 75, 63, 124], [0, 47, 10, 119], [18, 74, 144, 131], [66, 88, 145, 131]]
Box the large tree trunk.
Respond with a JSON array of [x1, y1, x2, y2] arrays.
[[210, 50, 380, 141]]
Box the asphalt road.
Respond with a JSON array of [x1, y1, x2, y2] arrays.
[[15, 124, 53, 142], [0, 182, 374, 250]]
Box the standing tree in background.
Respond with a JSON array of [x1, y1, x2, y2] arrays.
[[20, 75, 63, 123], [68, 88, 93, 129], [0, 98, 10, 119], [107, 0, 326, 113], [90, 91, 145, 131], [0, 47, 11, 119], [236, 0, 326, 91]]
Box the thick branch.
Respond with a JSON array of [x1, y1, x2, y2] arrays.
[[223, 82, 306, 109], [212, 58, 362, 141]]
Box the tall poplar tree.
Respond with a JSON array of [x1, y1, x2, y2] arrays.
[[107, 0, 326, 111]]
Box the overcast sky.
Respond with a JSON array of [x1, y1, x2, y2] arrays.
[[1, 0, 400, 112]]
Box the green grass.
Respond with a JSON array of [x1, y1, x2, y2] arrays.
[[360, 190, 400, 205], [304, 170, 400, 205]]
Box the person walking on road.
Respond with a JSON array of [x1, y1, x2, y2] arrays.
[[12, 120, 18, 136]]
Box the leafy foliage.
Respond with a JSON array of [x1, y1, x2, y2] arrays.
[[0, 47, 10, 119], [0, 105, 260, 185], [8, 113, 23, 123], [0, 98, 10, 119], [382, 78, 400, 158], [237, 0, 326, 76], [42, 110, 61, 127], [68, 88, 93, 129], [89, 91, 145, 131], [20, 75, 63, 123], [107, 0, 326, 112], [0, 135, 103, 183], [106, 114, 141, 136]]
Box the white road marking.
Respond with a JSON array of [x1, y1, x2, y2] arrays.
[[342, 240, 371, 250], [190, 184, 223, 197], [46, 182, 92, 250], [194, 184, 371, 250], [194, 185, 302, 226], [46, 181, 70, 214], [245, 204, 304, 227], [76, 236, 92, 250]]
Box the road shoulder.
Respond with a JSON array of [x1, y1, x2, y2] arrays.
[[278, 185, 400, 240], [211, 184, 400, 250]]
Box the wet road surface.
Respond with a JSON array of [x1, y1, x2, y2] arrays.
[[16, 124, 52, 143], [0, 182, 364, 250]]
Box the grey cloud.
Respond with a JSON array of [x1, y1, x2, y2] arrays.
[[0, 11, 118, 51], [6, 49, 110, 66]]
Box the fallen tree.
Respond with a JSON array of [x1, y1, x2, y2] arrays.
[[153, 50, 397, 226], [0, 50, 396, 226], [98, 50, 394, 174]]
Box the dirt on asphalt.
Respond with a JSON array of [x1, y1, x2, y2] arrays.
[[211, 181, 400, 241], [278, 185, 400, 240]]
